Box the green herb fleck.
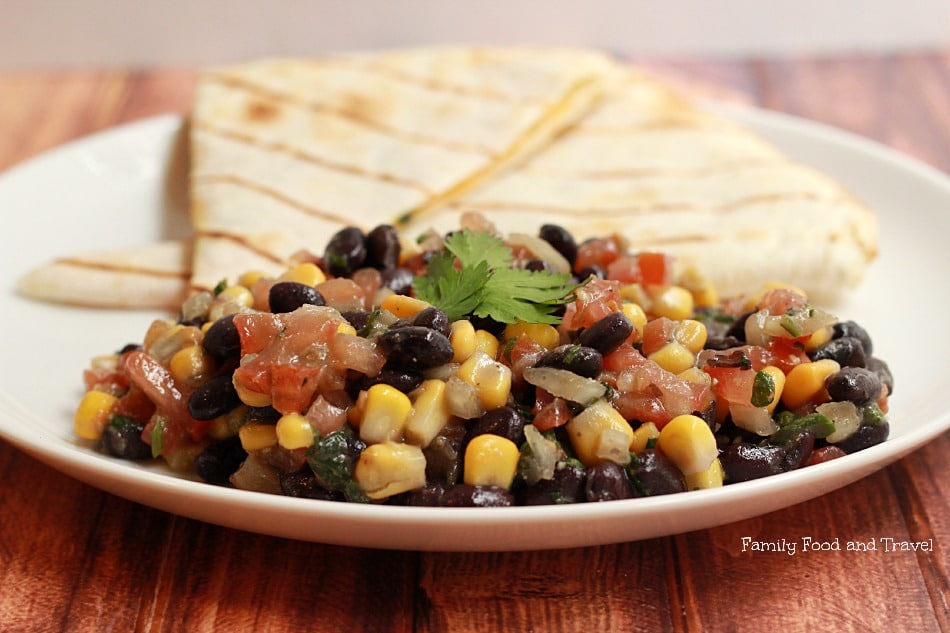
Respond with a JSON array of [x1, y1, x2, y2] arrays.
[[645, 437, 658, 450], [212, 279, 228, 297], [150, 417, 167, 458], [306, 427, 364, 493], [780, 313, 803, 337], [751, 370, 776, 407], [862, 402, 886, 426], [412, 230, 578, 324]]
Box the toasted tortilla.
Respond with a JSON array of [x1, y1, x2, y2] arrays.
[[409, 70, 877, 302], [16, 240, 191, 310], [188, 47, 617, 290]]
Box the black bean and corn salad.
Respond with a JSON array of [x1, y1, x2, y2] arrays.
[[75, 214, 894, 506]]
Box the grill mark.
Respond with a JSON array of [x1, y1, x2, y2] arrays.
[[206, 74, 497, 156], [194, 174, 358, 225], [195, 122, 434, 195], [54, 259, 190, 279], [515, 156, 787, 179], [444, 191, 839, 218], [195, 231, 288, 265], [568, 116, 729, 135]]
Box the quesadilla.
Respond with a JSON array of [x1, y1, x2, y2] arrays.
[[404, 70, 877, 302], [188, 47, 617, 290], [16, 240, 191, 310]]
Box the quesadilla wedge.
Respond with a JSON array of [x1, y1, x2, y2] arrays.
[[16, 240, 191, 310], [189, 46, 618, 290], [406, 69, 877, 303]]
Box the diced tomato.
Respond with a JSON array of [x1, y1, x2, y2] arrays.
[[316, 278, 366, 312], [804, 446, 847, 465], [756, 288, 807, 315], [767, 337, 809, 374], [83, 368, 130, 394], [121, 350, 209, 442], [636, 252, 673, 286], [532, 392, 572, 430], [605, 255, 641, 284], [233, 312, 284, 355], [350, 268, 382, 310], [603, 343, 644, 373], [640, 317, 677, 356], [574, 237, 619, 274], [612, 357, 710, 427], [111, 385, 157, 424], [563, 277, 622, 331]]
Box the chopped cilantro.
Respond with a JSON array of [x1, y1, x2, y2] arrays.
[[150, 417, 167, 458], [212, 279, 228, 297], [412, 230, 578, 324], [751, 370, 776, 407], [780, 313, 803, 337]]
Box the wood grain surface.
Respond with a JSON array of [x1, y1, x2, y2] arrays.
[[0, 53, 947, 633]]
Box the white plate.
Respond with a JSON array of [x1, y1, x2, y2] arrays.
[[1, 108, 948, 552]]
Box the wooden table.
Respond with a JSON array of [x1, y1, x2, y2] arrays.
[[1, 53, 947, 632]]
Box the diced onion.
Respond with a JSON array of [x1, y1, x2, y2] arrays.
[[444, 376, 486, 419], [595, 428, 633, 465], [522, 425, 559, 485], [729, 404, 778, 436], [506, 233, 572, 274], [819, 401, 862, 443], [523, 367, 606, 405]]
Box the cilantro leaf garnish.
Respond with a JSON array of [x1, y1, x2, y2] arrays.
[[412, 230, 578, 324]]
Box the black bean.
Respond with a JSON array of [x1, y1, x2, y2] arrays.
[[188, 373, 241, 420], [835, 421, 889, 454], [826, 367, 882, 404], [578, 312, 634, 355], [440, 484, 514, 507], [202, 314, 241, 361], [704, 335, 743, 351], [364, 224, 401, 270], [469, 314, 507, 336], [377, 326, 454, 369], [393, 482, 446, 506], [379, 267, 414, 295], [360, 366, 424, 394], [119, 343, 143, 355], [195, 436, 248, 486], [341, 309, 371, 331], [809, 336, 867, 368], [411, 307, 451, 337], [525, 259, 550, 272], [535, 344, 603, 379], [279, 471, 341, 500], [101, 416, 151, 460], [832, 320, 873, 356], [268, 281, 326, 313], [725, 311, 752, 344], [720, 443, 785, 482], [628, 450, 686, 496], [866, 357, 895, 395], [576, 265, 606, 281], [424, 423, 467, 487], [468, 406, 526, 445], [324, 227, 367, 277], [516, 463, 586, 505], [585, 461, 634, 501], [778, 429, 815, 471], [539, 224, 578, 265]]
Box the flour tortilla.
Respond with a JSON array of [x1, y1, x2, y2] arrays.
[[412, 70, 877, 303], [16, 240, 191, 310], [189, 47, 617, 290]]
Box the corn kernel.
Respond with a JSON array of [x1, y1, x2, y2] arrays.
[[678, 267, 719, 308], [463, 434, 521, 489], [759, 365, 786, 414], [648, 342, 695, 374], [629, 421, 660, 454], [405, 379, 451, 447], [685, 457, 724, 490], [234, 379, 273, 408], [656, 414, 718, 475], [238, 423, 278, 451], [209, 405, 248, 439], [279, 262, 326, 286], [805, 325, 834, 351], [566, 400, 635, 467], [275, 412, 316, 449], [450, 319, 477, 363], [380, 293, 431, 318], [782, 359, 840, 409], [621, 302, 648, 342], [677, 366, 712, 387], [216, 285, 254, 308], [354, 441, 427, 499], [650, 285, 694, 321], [473, 329, 500, 359], [74, 391, 118, 440], [237, 270, 265, 289], [169, 344, 215, 387], [503, 322, 560, 350], [457, 351, 512, 411], [620, 283, 651, 308], [673, 319, 708, 354], [359, 383, 412, 443], [337, 322, 357, 337]]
